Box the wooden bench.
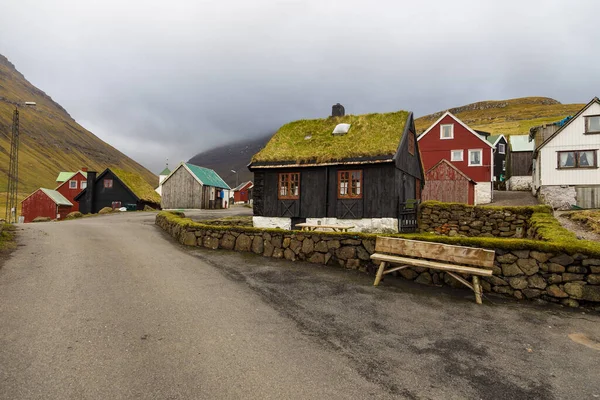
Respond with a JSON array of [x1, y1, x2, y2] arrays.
[[296, 223, 355, 232], [371, 237, 495, 304]]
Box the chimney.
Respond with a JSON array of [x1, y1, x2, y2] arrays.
[[81, 167, 88, 172], [332, 103, 345, 117], [83, 171, 96, 214]]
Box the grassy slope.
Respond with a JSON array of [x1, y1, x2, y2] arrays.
[[0, 54, 157, 210], [414, 97, 584, 135]]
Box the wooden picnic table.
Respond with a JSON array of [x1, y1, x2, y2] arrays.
[[295, 223, 355, 232]]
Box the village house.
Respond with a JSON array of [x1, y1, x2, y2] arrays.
[[21, 188, 73, 222], [248, 104, 424, 233], [75, 168, 161, 213], [487, 134, 508, 187], [160, 162, 231, 209], [54, 169, 88, 211], [530, 97, 600, 209], [421, 159, 477, 204], [233, 181, 253, 204], [155, 165, 171, 196], [418, 112, 494, 204], [505, 134, 534, 191]]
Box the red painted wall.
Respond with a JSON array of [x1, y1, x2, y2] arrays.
[[422, 161, 475, 205], [55, 172, 87, 211], [233, 182, 252, 203], [21, 190, 72, 223], [418, 115, 492, 182]]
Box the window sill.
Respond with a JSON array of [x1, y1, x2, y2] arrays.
[[556, 167, 599, 170], [584, 131, 600, 134]]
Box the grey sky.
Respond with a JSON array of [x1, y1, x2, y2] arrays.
[[1, 0, 598, 173]]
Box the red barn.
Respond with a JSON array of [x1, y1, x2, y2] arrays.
[[55, 170, 88, 211], [417, 112, 494, 204], [21, 188, 73, 223], [233, 181, 253, 203], [422, 159, 476, 204]]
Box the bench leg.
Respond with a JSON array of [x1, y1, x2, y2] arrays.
[[472, 276, 482, 305], [374, 262, 387, 286]]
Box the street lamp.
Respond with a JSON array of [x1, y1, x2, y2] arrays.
[[5, 101, 36, 223], [231, 169, 238, 188]]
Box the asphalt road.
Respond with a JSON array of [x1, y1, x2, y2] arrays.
[[1, 209, 599, 399]]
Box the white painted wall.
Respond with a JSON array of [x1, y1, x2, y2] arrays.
[[475, 182, 492, 204], [253, 216, 292, 230], [155, 174, 169, 196], [539, 102, 600, 187], [305, 218, 398, 233]]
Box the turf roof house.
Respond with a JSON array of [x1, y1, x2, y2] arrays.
[[160, 162, 231, 209], [75, 168, 161, 213], [248, 104, 425, 232], [530, 97, 600, 209]]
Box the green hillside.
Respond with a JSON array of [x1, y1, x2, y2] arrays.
[[0, 54, 157, 208], [414, 97, 584, 135]]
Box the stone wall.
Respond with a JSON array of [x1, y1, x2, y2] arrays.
[[419, 203, 532, 238], [539, 186, 577, 210], [156, 212, 600, 306], [506, 176, 532, 191]]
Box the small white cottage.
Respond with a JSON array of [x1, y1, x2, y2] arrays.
[[531, 97, 600, 209]]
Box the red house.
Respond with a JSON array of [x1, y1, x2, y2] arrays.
[[422, 159, 477, 205], [233, 181, 253, 204], [21, 188, 73, 223], [417, 112, 494, 204], [55, 170, 88, 211]]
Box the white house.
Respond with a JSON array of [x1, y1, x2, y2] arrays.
[[531, 97, 600, 209], [155, 166, 171, 195]]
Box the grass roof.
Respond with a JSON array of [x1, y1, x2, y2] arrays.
[[111, 168, 161, 204], [251, 111, 410, 164]]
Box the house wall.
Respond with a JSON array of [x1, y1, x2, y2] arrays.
[[161, 166, 203, 209], [475, 183, 492, 205], [55, 172, 87, 212], [507, 151, 533, 177], [234, 183, 252, 203], [422, 162, 475, 205], [539, 102, 600, 187], [418, 114, 493, 183], [493, 137, 508, 182], [83, 170, 138, 213], [21, 190, 66, 223], [507, 176, 532, 191]]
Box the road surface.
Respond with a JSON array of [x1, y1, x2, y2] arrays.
[[1, 210, 599, 399]]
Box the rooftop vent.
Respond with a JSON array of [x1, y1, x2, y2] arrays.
[[332, 123, 351, 136], [332, 103, 345, 117]]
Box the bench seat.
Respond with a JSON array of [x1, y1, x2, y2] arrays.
[[370, 254, 493, 277]]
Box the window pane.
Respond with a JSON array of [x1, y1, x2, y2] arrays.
[[470, 151, 481, 165], [579, 151, 595, 167], [451, 150, 462, 161], [588, 116, 600, 132], [442, 125, 452, 138], [559, 152, 575, 167]]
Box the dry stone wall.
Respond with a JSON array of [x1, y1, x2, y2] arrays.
[[156, 213, 600, 307], [419, 203, 533, 238]]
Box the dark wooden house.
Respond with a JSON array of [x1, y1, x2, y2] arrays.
[[487, 134, 507, 187], [422, 159, 476, 205], [75, 168, 161, 214], [248, 104, 424, 233], [506, 135, 534, 191]]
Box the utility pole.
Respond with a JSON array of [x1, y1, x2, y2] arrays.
[[5, 102, 35, 223]]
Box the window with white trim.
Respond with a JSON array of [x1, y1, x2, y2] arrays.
[[468, 149, 483, 166], [498, 143, 505, 154], [585, 115, 600, 133], [440, 124, 454, 139], [81, 181, 87, 189], [69, 180, 77, 189], [450, 150, 463, 162]]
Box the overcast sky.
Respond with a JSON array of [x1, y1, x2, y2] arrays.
[[0, 0, 598, 173]]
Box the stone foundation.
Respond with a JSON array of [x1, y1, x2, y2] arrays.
[[507, 176, 532, 191], [305, 217, 398, 233], [475, 182, 492, 204], [157, 212, 600, 307], [539, 186, 577, 210]]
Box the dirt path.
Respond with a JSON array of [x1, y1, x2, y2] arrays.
[[492, 190, 540, 206], [555, 211, 600, 241]]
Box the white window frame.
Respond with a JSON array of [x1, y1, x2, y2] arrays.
[[450, 150, 463, 162], [440, 124, 454, 139], [69, 180, 77, 189], [80, 181, 87, 189], [498, 143, 505, 154], [468, 149, 483, 166]]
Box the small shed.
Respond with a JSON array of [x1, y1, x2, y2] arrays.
[[161, 163, 231, 209], [421, 159, 477, 205], [233, 181, 253, 204], [75, 168, 161, 214], [21, 188, 73, 223]]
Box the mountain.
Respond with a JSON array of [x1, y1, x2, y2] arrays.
[[0, 54, 157, 204], [414, 96, 584, 135], [188, 134, 272, 188], [188, 96, 583, 184]]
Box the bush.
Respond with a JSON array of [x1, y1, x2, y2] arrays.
[[32, 216, 51, 222], [66, 211, 83, 219], [98, 207, 113, 214]]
